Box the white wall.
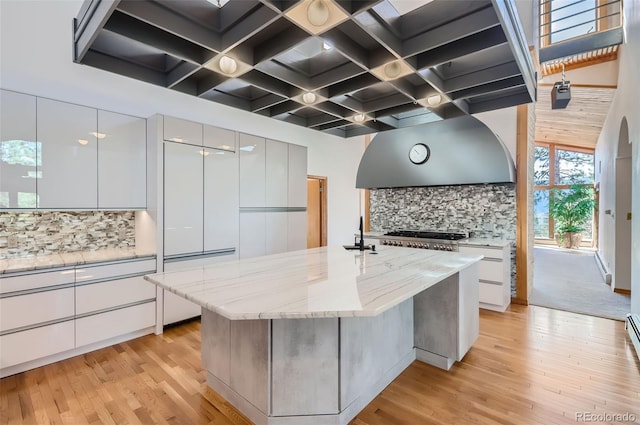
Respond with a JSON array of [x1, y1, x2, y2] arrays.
[[474, 107, 518, 163], [0, 0, 365, 246], [594, 0, 640, 313]]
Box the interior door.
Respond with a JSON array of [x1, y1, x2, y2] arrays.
[[307, 177, 322, 248]]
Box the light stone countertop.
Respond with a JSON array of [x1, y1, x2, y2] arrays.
[[144, 245, 482, 320], [460, 238, 513, 248], [0, 248, 156, 275]]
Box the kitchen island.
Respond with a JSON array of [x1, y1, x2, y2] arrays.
[[144, 245, 482, 425]]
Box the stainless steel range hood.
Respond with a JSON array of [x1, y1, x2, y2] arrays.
[[356, 116, 516, 189]]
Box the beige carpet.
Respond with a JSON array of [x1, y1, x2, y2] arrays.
[[530, 246, 631, 321]]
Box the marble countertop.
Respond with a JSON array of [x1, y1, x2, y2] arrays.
[[144, 245, 482, 320], [460, 238, 513, 248], [0, 248, 156, 275]]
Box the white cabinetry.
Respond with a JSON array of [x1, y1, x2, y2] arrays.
[[204, 124, 235, 151], [459, 244, 511, 312], [98, 110, 146, 209], [204, 148, 239, 252], [239, 212, 267, 259], [287, 211, 307, 251], [288, 144, 307, 207], [266, 212, 288, 254], [37, 97, 98, 209], [266, 139, 288, 207], [163, 116, 202, 145], [239, 133, 266, 207], [164, 142, 204, 256], [0, 90, 37, 209]]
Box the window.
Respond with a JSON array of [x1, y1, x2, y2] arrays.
[[533, 143, 595, 243]]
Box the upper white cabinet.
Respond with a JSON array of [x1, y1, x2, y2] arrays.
[[266, 139, 288, 207], [239, 133, 266, 207], [163, 116, 202, 145], [288, 144, 308, 208], [204, 148, 239, 252], [37, 98, 98, 209], [98, 110, 146, 209], [0, 90, 37, 209], [164, 142, 204, 256], [204, 124, 235, 151]]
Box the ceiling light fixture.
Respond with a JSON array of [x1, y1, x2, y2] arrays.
[[383, 61, 401, 79], [219, 55, 238, 74], [353, 113, 366, 123], [302, 91, 317, 104], [90, 132, 106, 139], [307, 0, 330, 26], [322, 41, 332, 51], [77, 139, 89, 145], [426, 94, 442, 107]]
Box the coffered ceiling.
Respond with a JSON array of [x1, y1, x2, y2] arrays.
[[73, 0, 535, 137]]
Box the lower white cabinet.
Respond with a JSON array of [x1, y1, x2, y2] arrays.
[[0, 287, 74, 332], [287, 211, 307, 251], [239, 212, 267, 259], [76, 302, 156, 347], [266, 212, 288, 255], [459, 244, 511, 312], [76, 276, 155, 316], [0, 321, 75, 369]]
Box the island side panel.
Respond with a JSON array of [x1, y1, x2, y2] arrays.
[[270, 318, 339, 416], [340, 299, 415, 411], [414, 273, 459, 369], [201, 308, 231, 385], [458, 264, 480, 360]]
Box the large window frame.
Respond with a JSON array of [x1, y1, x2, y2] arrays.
[[534, 142, 596, 247]]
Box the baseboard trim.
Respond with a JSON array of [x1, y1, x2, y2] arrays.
[[594, 251, 612, 285], [614, 288, 631, 295]]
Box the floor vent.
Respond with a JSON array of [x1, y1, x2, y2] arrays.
[[626, 314, 640, 361]]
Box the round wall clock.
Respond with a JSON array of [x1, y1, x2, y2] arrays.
[[409, 143, 430, 164]]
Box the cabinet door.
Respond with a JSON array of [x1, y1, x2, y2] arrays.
[[266, 139, 288, 207], [36, 98, 98, 209], [164, 142, 204, 256], [0, 287, 74, 332], [76, 302, 155, 347], [0, 321, 75, 369], [266, 212, 288, 255], [239, 212, 266, 259], [288, 144, 307, 207], [287, 211, 307, 251], [239, 133, 265, 207], [204, 148, 239, 252], [98, 110, 146, 209], [163, 116, 202, 145], [203, 124, 236, 151], [0, 90, 37, 209]]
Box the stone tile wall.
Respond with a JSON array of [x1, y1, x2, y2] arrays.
[[0, 211, 135, 259], [370, 183, 516, 294]]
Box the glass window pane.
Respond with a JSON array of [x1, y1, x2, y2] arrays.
[[556, 149, 594, 185], [534, 146, 550, 186], [550, 0, 596, 44], [534, 189, 550, 238]]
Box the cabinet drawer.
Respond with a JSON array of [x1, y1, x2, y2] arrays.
[[478, 259, 504, 283], [0, 320, 75, 368], [459, 245, 506, 261], [75, 259, 156, 284], [0, 287, 74, 332], [0, 269, 75, 295], [76, 301, 156, 347], [76, 276, 156, 316], [479, 281, 506, 305]]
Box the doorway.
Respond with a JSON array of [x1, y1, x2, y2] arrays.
[[614, 117, 632, 294], [307, 175, 327, 248]]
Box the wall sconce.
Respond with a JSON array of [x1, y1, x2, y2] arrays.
[[219, 55, 238, 74], [302, 92, 317, 104], [307, 0, 330, 26]]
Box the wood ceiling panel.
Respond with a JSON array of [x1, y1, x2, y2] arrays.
[[535, 86, 615, 148]]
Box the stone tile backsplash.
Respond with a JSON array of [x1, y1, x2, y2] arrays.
[[0, 211, 135, 259], [370, 183, 517, 295]]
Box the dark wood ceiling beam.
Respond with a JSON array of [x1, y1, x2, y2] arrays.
[[251, 27, 309, 65], [322, 29, 371, 69], [328, 95, 364, 114], [352, 10, 402, 56], [117, 1, 222, 52], [327, 74, 380, 97], [416, 69, 445, 92], [312, 101, 351, 119], [444, 61, 520, 92], [240, 70, 293, 98], [103, 11, 207, 64], [310, 63, 368, 90], [74, 0, 120, 62], [269, 100, 303, 117], [344, 125, 379, 137], [201, 91, 251, 111], [415, 26, 507, 70], [539, 27, 624, 63], [448, 75, 525, 100], [363, 92, 412, 113], [396, 112, 441, 128], [254, 61, 309, 90], [374, 102, 421, 119], [308, 114, 343, 128], [278, 114, 308, 126], [196, 72, 229, 95], [250, 94, 287, 112], [468, 90, 532, 114], [221, 5, 280, 55], [402, 6, 499, 57], [317, 119, 353, 131], [166, 62, 201, 88], [81, 50, 167, 86]]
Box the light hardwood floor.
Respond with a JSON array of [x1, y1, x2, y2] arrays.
[[1, 305, 639, 425]]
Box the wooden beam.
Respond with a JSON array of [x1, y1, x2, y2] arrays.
[[364, 135, 371, 232], [514, 104, 530, 305]]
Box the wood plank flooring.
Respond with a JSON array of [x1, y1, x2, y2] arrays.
[[1, 305, 639, 425]]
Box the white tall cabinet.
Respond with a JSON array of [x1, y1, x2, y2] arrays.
[[36, 98, 98, 209], [0, 90, 37, 209]]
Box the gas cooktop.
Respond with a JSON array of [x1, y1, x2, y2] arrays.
[[383, 231, 468, 241]]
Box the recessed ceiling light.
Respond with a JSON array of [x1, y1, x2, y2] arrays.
[[302, 92, 317, 104], [219, 55, 238, 74], [353, 113, 366, 123], [426, 94, 442, 106], [384, 61, 402, 79], [322, 41, 332, 51], [90, 132, 106, 139], [78, 139, 89, 145], [307, 0, 330, 26]]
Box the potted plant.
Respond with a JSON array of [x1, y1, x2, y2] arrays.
[[550, 184, 595, 249]]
